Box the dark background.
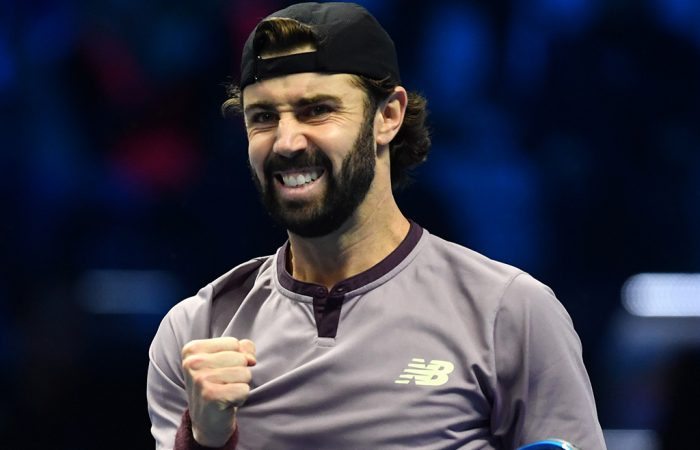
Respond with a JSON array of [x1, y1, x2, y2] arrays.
[[1, 0, 699, 448]]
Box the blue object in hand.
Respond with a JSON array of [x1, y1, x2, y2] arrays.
[[517, 439, 581, 450]]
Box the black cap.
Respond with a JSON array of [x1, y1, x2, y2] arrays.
[[240, 2, 400, 90]]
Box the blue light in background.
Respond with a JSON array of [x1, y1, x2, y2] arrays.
[[24, 91, 84, 206], [349, 0, 393, 18], [603, 430, 658, 450], [649, 0, 700, 48], [148, 14, 209, 78], [536, 0, 594, 27], [0, 37, 15, 91], [623, 273, 700, 317], [427, 103, 544, 271], [431, 149, 543, 271], [650, 0, 698, 29], [603, 275, 700, 432], [77, 269, 180, 314], [23, 2, 77, 66], [417, 4, 493, 108], [504, 21, 548, 93], [505, 0, 596, 94]]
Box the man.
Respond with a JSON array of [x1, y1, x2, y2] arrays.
[[147, 3, 606, 449]]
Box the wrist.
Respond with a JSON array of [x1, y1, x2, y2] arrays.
[[178, 409, 238, 450], [192, 424, 236, 448]]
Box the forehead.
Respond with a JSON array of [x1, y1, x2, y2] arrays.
[[242, 72, 364, 108]]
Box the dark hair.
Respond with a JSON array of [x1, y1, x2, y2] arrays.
[[223, 17, 431, 190]]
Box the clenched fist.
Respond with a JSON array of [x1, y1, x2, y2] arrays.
[[181, 337, 256, 447]]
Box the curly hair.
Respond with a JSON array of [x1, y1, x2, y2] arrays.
[[223, 17, 431, 190]]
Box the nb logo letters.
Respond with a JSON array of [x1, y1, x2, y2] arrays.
[[394, 358, 454, 386]]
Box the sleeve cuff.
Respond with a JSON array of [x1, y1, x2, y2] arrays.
[[174, 409, 238, 450]]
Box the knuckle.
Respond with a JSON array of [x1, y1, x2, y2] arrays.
[[224, 336, 240, 345], [239, 367, 252, 383], [182, 355, 201, 371], [227, 384, 250, 406], [217, 337, 239, 350], [240, 339, 255, 352], [231, 352, 247, 367], [200, 386, 216, 402], [191, 372, 207, 386], [236, 383, 251, 399], [218, 351, 242, 367], [181, 339, 201, 358]]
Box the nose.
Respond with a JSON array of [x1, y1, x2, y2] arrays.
[[272, 116, 308, 158]]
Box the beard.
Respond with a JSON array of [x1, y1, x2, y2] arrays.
[[251, 114, 376, 238]]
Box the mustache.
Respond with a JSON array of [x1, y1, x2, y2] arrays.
[[263, 150, 332, 177]]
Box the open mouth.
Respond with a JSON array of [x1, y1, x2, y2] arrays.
[[275, 168, 325, 187]]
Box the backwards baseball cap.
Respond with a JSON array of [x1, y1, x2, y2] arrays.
[[239, 2, 400, 90]]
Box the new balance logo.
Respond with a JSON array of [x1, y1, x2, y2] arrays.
[[394, 358, 454, 386]]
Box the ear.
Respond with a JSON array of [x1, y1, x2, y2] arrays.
[[374, 86, 408, 147]]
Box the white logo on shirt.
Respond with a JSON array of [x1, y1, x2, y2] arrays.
[[394, 358, 454, 386]]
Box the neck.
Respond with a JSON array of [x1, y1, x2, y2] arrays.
[[286, 189, 409, 290]]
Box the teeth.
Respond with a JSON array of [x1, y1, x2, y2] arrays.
[[281, 170, 320, 187]]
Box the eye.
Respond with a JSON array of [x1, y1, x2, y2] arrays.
[[250, 111, 278, 124], [310, 104, 333, 116], [301, 104, 334, 120]]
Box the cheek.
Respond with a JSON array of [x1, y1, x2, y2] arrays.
[[317, 130, 358, 170], [247, 140, 269, 180]]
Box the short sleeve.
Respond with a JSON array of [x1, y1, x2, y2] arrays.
[[147, 285, 216, 450], [147, 258, 267, 449], [490, 273, 606, 449], [147, 310, 190, 450]]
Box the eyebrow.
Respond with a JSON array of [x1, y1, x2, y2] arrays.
[[244, 94, 343, 114]]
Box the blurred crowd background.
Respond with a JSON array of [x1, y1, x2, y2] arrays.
[[2, 0, 700, 448]]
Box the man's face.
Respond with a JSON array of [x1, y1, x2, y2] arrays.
[[243, 73, 377, 237]]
